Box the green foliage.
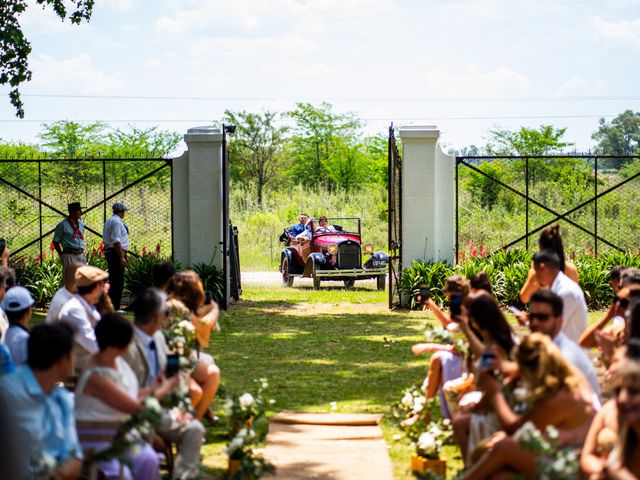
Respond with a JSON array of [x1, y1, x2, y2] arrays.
[[123, 251, 173, 298], [13, 257, 62, 307], [224, 110, 289, 205], [192, 261, 225, 305], [592, 110, 640, 167], [0, 0, 95, 117], [399, 260, 453, 307], [486, 125, 573, 156]]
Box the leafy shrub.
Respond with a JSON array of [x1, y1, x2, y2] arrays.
[[124, 252, 177, 298], [11, 257, 62, 307], [399, 260, 453, 306], [193, 261, 225, 305]]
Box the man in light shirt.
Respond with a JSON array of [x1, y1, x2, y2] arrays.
[[45, 262, 80, 324], [528, 288, 600, 402], [2, 286, 35, 365], [57, 265, 107, 370], [103, 201, 130, 311], [532, 249, 588, 343]]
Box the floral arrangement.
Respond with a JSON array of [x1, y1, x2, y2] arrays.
[[165, 318, 198, 360], [424, 325, 469, 356], [83, 396, 163, 468], [391, 385, 442, 441], [415, 420, 452, 460], [223, 379, 275, 479], [514, 421, 580, 479]]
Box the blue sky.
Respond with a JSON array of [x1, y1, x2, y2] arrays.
[[1, 0, 639, 152]]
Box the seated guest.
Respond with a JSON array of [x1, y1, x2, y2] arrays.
[[462, 333, 595, 479], [0, 266, 15, 342], [528, 289, 601, 401], [519, 224, 579, 303], [152, 261, 176, 293], [530, 249, 588, 343], [2, 286, 35, 365], [166, 271, 221, 422], [124, 288, 205, 480], [0, 323, 82, 479], [45, 261, 80, 324], [295, 218, 316, 240], [57, 265, 108, 370], [76, 313, 178, 480], [287, 213, 308, 238], [469, 271, 493, 296]]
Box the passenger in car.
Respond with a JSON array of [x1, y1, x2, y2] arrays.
[[288, 213, 309, 238], [315, 216, 336, 234], [295, 218, 316, 240]]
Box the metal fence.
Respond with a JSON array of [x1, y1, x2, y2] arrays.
[[388, 125, 402, 308], [455, 154, 640, 261], [0, 157, 173, 261]]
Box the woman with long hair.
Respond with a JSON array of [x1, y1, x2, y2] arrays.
[[463, 333, 595, 479], [520, 225, 579, 303], [166, 270, 221, 422]]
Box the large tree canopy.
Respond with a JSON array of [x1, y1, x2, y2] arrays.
[[592, 110, 640, 168], [0, 0, 94, 118]]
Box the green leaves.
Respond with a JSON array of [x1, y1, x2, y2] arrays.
[[1, 1, 95, 117]]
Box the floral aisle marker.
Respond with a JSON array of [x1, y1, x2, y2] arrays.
[[223, 378, 275, 479], [411, 420, 451, 477], [515, 421, 580, 479]]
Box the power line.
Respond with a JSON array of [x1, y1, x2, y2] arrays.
[[14, 93, 640, 103], [0, 113, 621, 124]]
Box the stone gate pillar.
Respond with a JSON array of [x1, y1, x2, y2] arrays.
[[172, 126, 224, 269], [399, 125, 455, 266]]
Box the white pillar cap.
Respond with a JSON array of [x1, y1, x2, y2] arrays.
[[398, 125, 440, 140]]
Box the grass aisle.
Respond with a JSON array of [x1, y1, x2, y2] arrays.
[[202, 283, 464, 479]]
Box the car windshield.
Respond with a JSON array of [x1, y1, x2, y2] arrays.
[[314, 217, 360, 235]]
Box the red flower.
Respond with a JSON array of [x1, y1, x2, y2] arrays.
[[479, 243, 487, 257], [471, 248, 478, 257], [142, 246, 147, 255], [49, 242, 55, 252], [42, 251, 46, 261], [99, 242, 104, 253], [34, 255, 40, 265], [156, 243, 161, 254], [92, 248, 98, 256]]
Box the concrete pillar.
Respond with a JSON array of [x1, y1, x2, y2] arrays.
[[173, 126, 224, 269], [399, 125, 455, 266]]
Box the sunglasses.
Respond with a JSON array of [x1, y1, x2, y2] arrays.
[[529, 312, 552, 322]]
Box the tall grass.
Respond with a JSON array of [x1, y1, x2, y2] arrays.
[[230, 184, 388, 270]]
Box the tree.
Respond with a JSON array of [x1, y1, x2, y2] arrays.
[[486, 125, 572, 156], [592, 110, 640, 169], [39, 121, 107, 157], [223, 110, 289, 205], [1, 1, 95, 118], [287, 102, 362, 190]]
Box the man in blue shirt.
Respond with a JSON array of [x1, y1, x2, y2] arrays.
[[53, 202, 86, 267], [0, 323, 82, 479], [288, 213, 308, 238]]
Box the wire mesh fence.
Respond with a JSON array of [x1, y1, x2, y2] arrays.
[[0, 157, 173, 262]]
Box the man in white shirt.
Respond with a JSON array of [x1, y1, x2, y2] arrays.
[[57, 265, 108, 370], [103, 201, 130, 311], [45, 262, 80, 324], [528, 288, 601, 402], [533, 249, 588, 343]]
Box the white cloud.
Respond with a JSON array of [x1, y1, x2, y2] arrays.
[[144, 58, 163, 68], [30, 54, 127, 95], [96, 0, 134, 12], [155, 16, 184, 35], [187, 33, 321, 59], [552, 76, 607, 97], [592, 16, 640, 48]]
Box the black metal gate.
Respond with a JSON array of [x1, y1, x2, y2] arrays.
[[0, 157, 173, 260], [455, 154, 640, 260], [388, 125, 402, 308]]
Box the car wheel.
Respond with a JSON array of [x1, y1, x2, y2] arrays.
[[343, 279, 355, 288], [313, 276, 321, 290], [281, 257, 294, 287], [377, 274, 386, 291]]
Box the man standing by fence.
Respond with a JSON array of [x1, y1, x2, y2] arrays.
[[103, 201, 130, 311], [53, 202, 86, 267]]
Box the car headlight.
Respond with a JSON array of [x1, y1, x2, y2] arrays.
[[363, 242, 374, 254], [327, 244, 338, 255]]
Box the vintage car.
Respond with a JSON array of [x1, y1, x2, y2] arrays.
[[279, 217, 388, 289]]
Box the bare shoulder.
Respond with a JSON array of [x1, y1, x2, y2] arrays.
[[565, 261, 580, 282]]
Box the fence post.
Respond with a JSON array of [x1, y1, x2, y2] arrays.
[[173, 127, 226, 289], [398, 126, 454, 266]]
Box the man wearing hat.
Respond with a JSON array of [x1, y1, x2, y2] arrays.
[[103, 201, 130, 311], [2, 286, 35, 365], [57, 265, 108, 370], [53, 202, 86, 267]]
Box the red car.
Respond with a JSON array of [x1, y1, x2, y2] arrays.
[[279, 217, 388, 289]]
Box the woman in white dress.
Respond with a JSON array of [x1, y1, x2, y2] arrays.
[[75, 313, 178, 480]]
